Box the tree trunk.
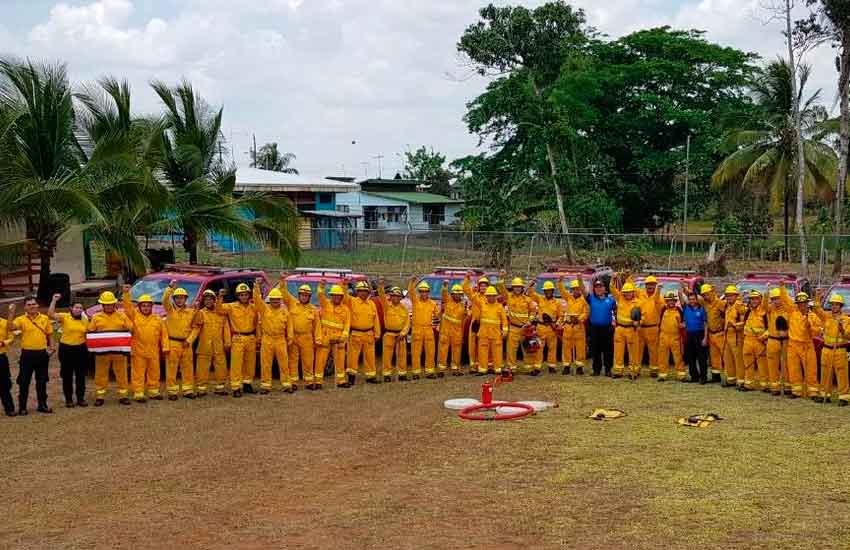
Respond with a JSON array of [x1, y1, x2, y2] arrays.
[[183, 230, 199, 265], [784, 179, 790, 258], [37, 247, 53, 304], [833, 43, 850, 276], [786, 0, 808, 272]]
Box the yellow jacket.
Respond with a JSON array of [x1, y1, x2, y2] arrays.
[[0, 319, 13, 354], [88, 311, 132, 333], [254, 286, 294, 341], [789, 309, 819, 343], [742, 301, 769, 340], [559, 294, 589, 326], [637, 289, 664, 326], [724, 301, 748, 333], [163, 287, 199, 343], [702, 294, 727, 333], [659, 307, 683, 337], [123, 294, 169, 359], [318, 283, 351, 344], [768, 286, 795, 337], [408, 279, 439, 332], [813, 306, 850, 347], [344, 293, 380, 338], [477, 301, 507, 339], [13, 314, 53, 351], [497, 282, 536, 327], [280, 283, 321, 338], [378, 286, 410, 334], [193, 308, 231, 356], [527, 287, 560, 324], [55, 313, 88, 346], [216, 297, 258, 336], [610, 279, 642, 327], [463, 277, 486, 322], [440, 285, 467, 332]]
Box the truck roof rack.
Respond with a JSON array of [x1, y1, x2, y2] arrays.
[[433, 266, 485, 273], [293, 267, 354, 276], [643, 268, 696, 275], [163, 264, 227, 274], [744, 272, 798, 279]]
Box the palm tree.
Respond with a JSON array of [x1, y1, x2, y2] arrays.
[[252, 142, 298, 174], [151, 80, 300, 265], [713, 59, 838, 256]]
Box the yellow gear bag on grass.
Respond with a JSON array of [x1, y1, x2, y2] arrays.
[[589, 408, 627, 421], [677, 413, 723, 428]]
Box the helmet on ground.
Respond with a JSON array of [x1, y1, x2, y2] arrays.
[[542, 281, 556, 291], [724, 285, 739, 295], [645, 276, 658, 284], [390, 287, 404, 297], [268, 288, 283, 300], [700, 284, 714, 295], [98, 291, 118, 305], [298, 284, 313, 294], [621, 282, 636, 293], [769, 288, 782, 299], [203, 290, 216, 298], [451, 284, 463, 294], [829, 294, 845, 305], [417, 281, 431, 291], [484, 286, 498, 296], [570, 280, 581, 289], [749, 290, 762, 299], [355, 281, 370, 291], [137, 294, 153, 303], [236, 283, 250, 294], [795, 292, 810, 304], [173, 288, 189, 298], [511, 277, 525, 288], [664, 291, 676, 301], [329, 285, 345, 296]]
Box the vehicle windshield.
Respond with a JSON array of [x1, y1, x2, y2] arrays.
[[635, 281, 681, 298], [824, 287, 850, 308], [736, 281, 794, 298], [130, 278, 202, 304], [535, 278, 565, 298], [286, 281, 322, 305], [419, 277, 465, 300]]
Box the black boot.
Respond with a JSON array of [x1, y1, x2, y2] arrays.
[[650, 371, 658, 378], [65, 399, 75, 408], [4, 409, 16, 417], [232, 389, 242, 398], [168, 395, 178, 401], [242, 383, 256, 394], [576, 367, 584, 375], [711, 373, 722, 383], [812, 396, 824, 403], [37, 403, 53, 414], [425, 373, 437, 380], [259, 388, 270, 395], [398, 375, 409, 382], [366, 377, 379, 384], [839, 400, 849, 407], [183, 393, 196, 400], [94, 399, 105, 407], [562, 366, 571, 375], [529, 369, 541, 377], [347, 373, 357, 386], [119, 398, 131, 406], [591, 370, 600, 377], [383, 376, 392, 383]]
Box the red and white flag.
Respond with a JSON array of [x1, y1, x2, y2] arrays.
[[86, 331, 132, 354]]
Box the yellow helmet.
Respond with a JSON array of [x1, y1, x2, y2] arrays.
[[173, 288, 189, 298], [829, 294, 845, 305], [417, 281, 431, 291], [390, 287, 404, 297], [137, 294, 153, 303], [795, 292, 810, 304], [451, 284, 464, 294], [645, 275, 658, 284], [484, 286, 498, 296], [724, 285, 739, 295], [748, 290, 762, 299], [236, 283, 250, 294], [664, 291, 676, 300], [202, 289, 216, 298], [298, 284, 313, 294], [268, 288, 284, 300], [511, 277, 525, 288], [621, 282, 636, 293], [542, 281, 556, 291], [329, 285, 345, 296], [98, 291, 118, 305], [769, 288, 782, 299], [478, 276, 490, 285], [570, 280, 581, 289], [700, 284, 714, 295], [355, 281, 370, 291]]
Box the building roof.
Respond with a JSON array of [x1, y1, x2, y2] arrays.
[[236, 168, 360, 193], [364, 191, 463, 205], [358, 178, 427, 186], [301, 210, 362, 218]]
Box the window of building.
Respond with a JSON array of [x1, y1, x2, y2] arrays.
[[318, 193, 333, 205]]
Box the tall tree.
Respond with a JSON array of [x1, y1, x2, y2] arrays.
[[403, 146, 453, 196], [251, 142, 298, 174]]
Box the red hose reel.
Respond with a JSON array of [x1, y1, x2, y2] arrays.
[[458, 383, 536, 421]]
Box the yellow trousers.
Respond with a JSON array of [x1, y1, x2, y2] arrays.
[[411, 330, 436, 375], [505, 326, 526, 371], [787, 340, 818, 397], [468, 325, 479, 370], [196, 353, 227, 393], [166, 345, 194, 396], [639, 327, 659, 375], [94, 354, 128, 399], [765, 338, 787, 393], [477, 336, 503, 374], [261, 336, 290, 390], [130, 355, 160, 399], [348, 332, 376, 378], [708, 331, 724, 377], [821, 347, 849, 401], [561, 324, 586, 368], [613, 326, 640, 377], [723, 330, 743, 386], [658, 332, 684, 380], [230, 335, 257, 390], [438, 326, 463, 372], [382, 332, 408, 376], [289, 332, 314, 384], [536, 325, 558, 368], [315, 342, 346, 384], [741, 337, 767, 390]]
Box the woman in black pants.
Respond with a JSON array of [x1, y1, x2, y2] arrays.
[[49, 294, 90, 407]]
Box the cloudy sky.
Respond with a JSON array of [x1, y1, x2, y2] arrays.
[[0, 0, 837, 178]]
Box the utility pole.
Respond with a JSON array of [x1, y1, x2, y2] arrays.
[[682, 133, 690, 254], [361, 162, 369, 179], [252, 133, 258, 168]]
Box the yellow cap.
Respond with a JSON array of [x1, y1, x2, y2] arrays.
[[724, 285, 739, 295], [795, 292, 809, 304], [173, 288, 189, 297], [511, 277, 525, 287], [298, 284, 313, 294], [417, 281, 431, 291], [329, 285, 345, 296], [98, 291, 118, 305], [202, 289, 216, 298], [390, 287, 404, 297], [268, 288, 283, 300], [355, 281, 370, 291], [749, 290, 762, 299], [478, 276, 490, 285], [542, 281, 556, 291], [664, 291, 676, 300], [769, 288, 782, 299], [451, 284, 463, 294], [570, 280, 581, 289], [829, 294, 845, 305], [484, 286, 498, 296], [645, 276, 658, 284], [700, 284, 714, 295], [236, 283, 250, 294], [621, 282, 636, 293], [137, 294, 153, 303]]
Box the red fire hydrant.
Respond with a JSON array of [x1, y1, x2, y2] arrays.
[[481, 383, 493, 405]]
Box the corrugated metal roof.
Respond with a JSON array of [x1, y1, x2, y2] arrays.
[[363, 191, 463, 205], [235, 168, 360, 193], [301, 210, 362, 218]]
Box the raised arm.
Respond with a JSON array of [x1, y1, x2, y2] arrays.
[[610, 273, 623, 302], [440, 281, 449, 304], [122, 285, 136, 321], [557, 278, 569, 301], [496, 279, 509, 301], [253, 278, 267, 314], [48, 293, 61, 320], [408, 276, 418, 304], [215, 289, 228, 315], [163, 281, 176, 314], [279, 273, 296, 308], [378, 278, 388, 310], [371, 302, 381, 339], [318, 281, 329, 309], [462, 273, 474, 300]]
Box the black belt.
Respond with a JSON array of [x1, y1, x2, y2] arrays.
[[823, 344, 847, 350], [235, 331, 255, 336], [169, 336, 187, 342], [384, 329, 402, 334], [351, 329, 373, 333], [768, 336, 788, 341], [709, 329, 723, 334], [640, 324, 658, 328], [510, 322, 525, 329]]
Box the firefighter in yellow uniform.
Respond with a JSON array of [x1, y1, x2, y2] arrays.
[[279, 279, 321, 390], [740, 290, 769, 392], [611, 280, 641, 378], [463, 273, 490, 373], [163, 282, 199, 399], [497, 276, 537, 375], [254, 282, 295, 393], [766, 286, 794, 395], [317, 282, 351, 387], [528, 280, 561, 373], [193, 290, 231, 396], [813, 292, 850, 405], [657, 291, 685, 381], [557, 278, 589, 375], [476, 286, 507, 375], [635, 276, 664, 377], [787, 292, 820, 399], [343, 281, 381, 384], [122, 289, 169, 402], [699, 284, 727, 383], [408, 278, 440, 378], [439, 283, 467, 376], [216, 284, 259, 397], [88, 291, 132, 406], [720, 286, 747, 388], [377, 282, 410, 381]]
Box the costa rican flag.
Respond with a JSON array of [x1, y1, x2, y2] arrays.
[[86, 331, 132, 354]]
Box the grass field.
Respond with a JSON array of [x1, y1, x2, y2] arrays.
[[3, 360, 850, 549]]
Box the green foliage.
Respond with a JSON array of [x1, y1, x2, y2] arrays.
[[252, 142, 298, 174], [402, 146, 453, 197]]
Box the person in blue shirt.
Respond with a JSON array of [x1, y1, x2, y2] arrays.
[[582, 278, 616, 376], [679, 285, 709, 383]]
